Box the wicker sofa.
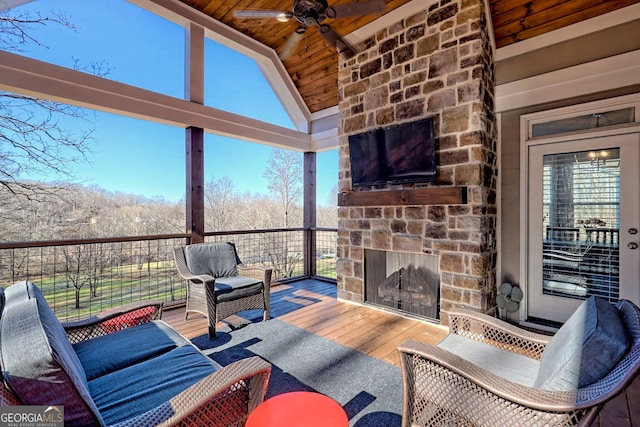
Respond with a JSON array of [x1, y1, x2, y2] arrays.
[[0, 281, 271, 427], [398, 296, 640, 426]]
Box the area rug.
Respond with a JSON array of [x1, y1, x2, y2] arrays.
[[192, 318, 403, 426]]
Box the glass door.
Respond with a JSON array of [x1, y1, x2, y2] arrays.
[[527, 134, 640, 323]]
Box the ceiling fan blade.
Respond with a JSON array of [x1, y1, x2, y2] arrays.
[[327, 0, 386, 19], [279, 26, 306, 60], [233, 10, 293, 22], [318, 24, 356, 58]]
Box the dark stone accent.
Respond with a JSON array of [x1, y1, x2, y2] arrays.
[[396, 98, 424, 120], [350, 231, 362, 246], [428, 205, 446, 222], [407, 24, 425, 41], [383, 52, 393, 69], [448, 205, 470, 216], [426, 223, 447, 239], [351, 71, 358, 83], [405, 85, 421, 99], [461, 54, 484, 69], [379, 37, 398, 54], [360, 58, 382, 79], [460, 32, 482, 44], [427, 4, 459, 27], [363, 35, 377, 50], [442, 40, 458, 49], [351, 104, 364, 115], [394, 44, 415, 64], [390, 80, 401, 92], [358, 219, 371, 229], [391, 220, 407, 233], [391, 92, 404, 103], [458, 81, 481, 103]]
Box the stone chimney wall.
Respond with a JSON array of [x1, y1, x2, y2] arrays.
[[336, 0, 498, 321]]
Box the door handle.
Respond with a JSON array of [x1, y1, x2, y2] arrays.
[[628, 242, 639, 250]]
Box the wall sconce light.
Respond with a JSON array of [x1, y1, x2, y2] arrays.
[[588, 150, 608, 169]]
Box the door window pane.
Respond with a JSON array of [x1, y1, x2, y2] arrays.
[[542, 148, 620, 302]]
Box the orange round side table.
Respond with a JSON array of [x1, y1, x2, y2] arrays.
[[246, 391, 348, 427]]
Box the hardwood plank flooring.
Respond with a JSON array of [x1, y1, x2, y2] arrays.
[[162, 279, 639, 426]]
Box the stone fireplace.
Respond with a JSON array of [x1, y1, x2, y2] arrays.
[[336, 0, 498, 324]]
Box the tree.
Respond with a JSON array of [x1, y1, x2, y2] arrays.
[[263, 148, 303, 228], [0, 6, 108, 201], [204, 176, 238, 231], [262, 148, 303, 277]]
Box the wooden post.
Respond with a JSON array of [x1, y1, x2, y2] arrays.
[[304, 152, 317, 277], [185, 23, 205, 244], [186, 127, 204, 244]]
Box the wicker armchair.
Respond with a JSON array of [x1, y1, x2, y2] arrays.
[[174, 242, 272, 339], [398, 298, 640, 427]]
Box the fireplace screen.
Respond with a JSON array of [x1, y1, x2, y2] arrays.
[[364, 249, 439, 320]]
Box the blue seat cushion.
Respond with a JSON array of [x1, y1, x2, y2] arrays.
[[73, 320, 191, 381], [215, 276, 263, 302], [534, 296, 628, 390], [89, 345, 220, 425], [185, 243, 238, 278]]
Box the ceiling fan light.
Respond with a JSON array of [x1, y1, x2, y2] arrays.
[[276, 12, 290, 22]]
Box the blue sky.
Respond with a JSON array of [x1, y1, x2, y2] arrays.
[[13, 0, 338, 204]]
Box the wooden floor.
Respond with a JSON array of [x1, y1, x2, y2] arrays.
[[162, 279, 639, 426]]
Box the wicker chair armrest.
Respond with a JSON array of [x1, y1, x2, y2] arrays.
[[398, 340, 589, 416], [238, 264, 272, 287], [447, 308, 550, 359], [175, 266, 216, 285], [63, 300, 164, 344], [114, 356, 271, 427]]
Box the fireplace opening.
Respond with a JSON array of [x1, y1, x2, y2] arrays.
[[364, 249, 439, 321]]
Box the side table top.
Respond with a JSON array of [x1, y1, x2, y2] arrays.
[[246, 391, 348, 427]]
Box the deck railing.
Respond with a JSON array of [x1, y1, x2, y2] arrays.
[[0, 228, 337, 321]]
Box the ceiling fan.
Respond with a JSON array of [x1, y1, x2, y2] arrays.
[[233, 0, 386, 60]]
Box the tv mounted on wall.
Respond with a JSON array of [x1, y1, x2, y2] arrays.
[[348, 117, 436, 187]]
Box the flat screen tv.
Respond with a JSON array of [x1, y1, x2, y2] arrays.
[[348, 117, 436, 187]]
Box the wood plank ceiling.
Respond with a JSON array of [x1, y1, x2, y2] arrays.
[[180, 0, 640, 114]]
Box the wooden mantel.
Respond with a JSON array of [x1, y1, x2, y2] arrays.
[[338, 187, 467, 207]]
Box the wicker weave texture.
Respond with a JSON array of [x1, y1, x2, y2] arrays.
[[398, 300, 640, 427], [64, 300, 164, 344]]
